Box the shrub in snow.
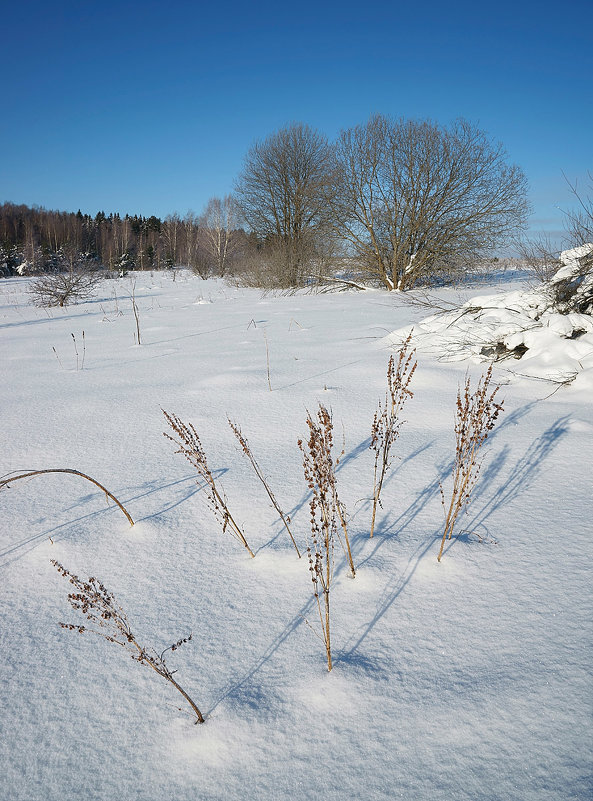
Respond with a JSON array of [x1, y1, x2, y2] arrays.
[[545, 244, 593, 315], [394, 244, 593, 386], [52, 561, 204, 723], [29, 265, 103, 307]]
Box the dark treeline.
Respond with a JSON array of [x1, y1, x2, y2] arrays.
[[0, 198, 248, 278]]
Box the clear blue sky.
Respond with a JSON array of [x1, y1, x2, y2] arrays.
[[2, 0, 591, 242]]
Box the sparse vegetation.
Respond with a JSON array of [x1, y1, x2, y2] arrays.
[[298, 404, 355, 671]]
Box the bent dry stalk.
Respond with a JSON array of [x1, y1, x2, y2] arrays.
[[228, 418, 301, 557], [437, 365, 504, 562], [0, 468, 134, 526], [163, 409, 255, 557], [52, 560, 204, 723]]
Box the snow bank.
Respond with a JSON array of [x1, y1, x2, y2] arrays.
[[389, 245, 593, 391]]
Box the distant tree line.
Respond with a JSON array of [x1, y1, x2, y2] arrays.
[[2, 114, 537, 291], [0, 198, 248, 278]]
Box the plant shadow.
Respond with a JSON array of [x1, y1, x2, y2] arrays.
[[0, 471, 220, 568]]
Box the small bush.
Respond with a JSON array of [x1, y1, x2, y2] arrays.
[[30, 266, 102, 307]]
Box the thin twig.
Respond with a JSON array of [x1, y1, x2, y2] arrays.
[[228, 419, 301, 557]]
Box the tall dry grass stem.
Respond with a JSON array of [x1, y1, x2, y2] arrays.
[[70, 331, 86, 370], [264, 330, 272, 391], [437, 365, 504, 562], [370, 333, 417, 537], [52, 346, 63, 369], [130, 280, 141, 344], [163, 410, 255, 557], [228, 419, 301, 557], [298, 405, 354, 670], [0, 468, 134, 526], [52, 560, 204, 723]]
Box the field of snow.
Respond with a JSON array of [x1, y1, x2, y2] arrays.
[[1, 271, 591, 801]]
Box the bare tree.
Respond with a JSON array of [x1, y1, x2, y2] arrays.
[[162, 213, 182, 266], [180, 211, 200, 271], [235, 122, 336, 287], [198, 195, 241, 277], [330, 115, 529, 290]]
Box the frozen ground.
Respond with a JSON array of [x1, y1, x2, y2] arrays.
[[0, 270, 591, 801]]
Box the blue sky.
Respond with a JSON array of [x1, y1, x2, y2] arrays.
[[2, 0, 591, 242]]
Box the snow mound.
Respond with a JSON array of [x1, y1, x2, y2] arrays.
[[389, 245, 593, 390]]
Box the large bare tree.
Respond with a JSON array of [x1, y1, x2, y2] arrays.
[[235, 122, 335, 287], [330, 115, 529, 290]]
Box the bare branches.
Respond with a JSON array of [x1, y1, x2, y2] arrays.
[[52, 560, 204, 723], [562, 171, 593, 248], [29, 265, 102, 307], [331, 116, 529, 290], [235, 122, 336, 287], [437, 366, 504, 562], [228, 419, 301, 557], [0, 468, 134, 526], [370, 334, 417, 537], [163, 410, 255, 557]]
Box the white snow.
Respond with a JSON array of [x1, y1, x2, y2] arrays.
[[389, 245, 593, 392], [0, 270, 591, 801]]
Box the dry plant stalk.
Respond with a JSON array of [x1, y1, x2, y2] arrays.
[[370, 334, 417, 537], [437, 365, 504, 562], [298, 405, 354, 671], [228, 419, 301, 557], [51, 560, 204, 723], [130, 280, 141, 345], [163, 410, 255, 558], [264, 330, 272, 391], [0, 468, 134, 526]]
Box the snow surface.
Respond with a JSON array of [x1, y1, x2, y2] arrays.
[[0, 271, 591, 801]]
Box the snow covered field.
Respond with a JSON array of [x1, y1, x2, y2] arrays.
[[1, 271, 591, 801]]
